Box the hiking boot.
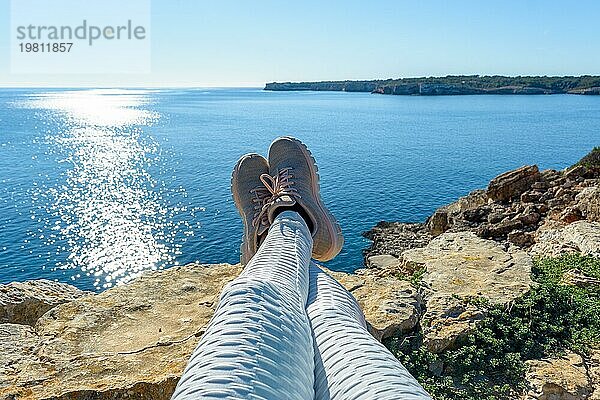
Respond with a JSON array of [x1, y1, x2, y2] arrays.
[[264, 137, 343, 261], [231, 153, 271, 264]]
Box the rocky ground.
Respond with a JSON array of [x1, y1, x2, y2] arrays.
[[363, 148, 600, 399], [1, 149, 599, 399], [0, 263, 428, 399]]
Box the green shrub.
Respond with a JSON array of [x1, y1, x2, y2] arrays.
[[394, 266, 426, 288], [576, 147, 600, 168], [384, 254, 600, 400]]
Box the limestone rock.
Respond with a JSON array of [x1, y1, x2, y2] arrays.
[[0, 324, 43, 396], [588, 350, 600, 400], [487, 165, 540, 202], [426, 208, 451, 236], [576, 186, 600, 222], [401, 232, 533, 353], [508, 230, 535, 247], [1, 263, 418, 399], [477, 217, 524, 239], [0, 280, 86, 326], [559, 206, 583, 224], [1, 263, 242, 400], [561, 268, 600, 288], [426, 190, 488, 235], [363, 222, 432, 261], [530, 221, 600, 257], [523, 352, 592, 400], [325, 267, 422, 341], [521, 190, 543, 203], [366, 254, 401, 270], [450, 189, 489, 213]]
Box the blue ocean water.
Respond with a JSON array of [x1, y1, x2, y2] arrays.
[[0, 88, 598, 290]]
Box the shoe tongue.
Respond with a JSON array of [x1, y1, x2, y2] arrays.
[[267, 195, 297, 222]]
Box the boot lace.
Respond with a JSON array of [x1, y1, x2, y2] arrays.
[[250, 185, 271, 229], [251, 167, 301, 228], [260, 167, 300, 203]]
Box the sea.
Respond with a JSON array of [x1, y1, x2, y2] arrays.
[[0, 88, 598, 290]]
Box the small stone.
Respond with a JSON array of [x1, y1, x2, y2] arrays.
[[539, 192, 553, 203], [477, 218, 523, 239], [508, 230, 534, 247], [547, 198, 565, 209], [521, 191, 543, 203], [366, 254, 401, 270], [559, 207, 583, 224], [565, 164, 588, 180], [561, 269, 600, 288], [555, 188, 569, 198], [426, 208, 450, 236], [363, 222, 432, 262], [520, 212, 541, 226], [552, 176, 567, 187], [487, 212, 505, 224]]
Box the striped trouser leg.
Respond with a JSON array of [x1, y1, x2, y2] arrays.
[[171, 210, 314, 400], [307, 263, 432, 400]]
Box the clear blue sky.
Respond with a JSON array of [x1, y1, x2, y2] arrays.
[[1, 0, 599, 87]]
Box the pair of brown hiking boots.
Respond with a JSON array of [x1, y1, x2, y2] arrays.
[[231, 137, 344, 264]]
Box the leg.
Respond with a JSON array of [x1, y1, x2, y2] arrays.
[[308, 263, 432, 400], [171, 211, 314, 400]]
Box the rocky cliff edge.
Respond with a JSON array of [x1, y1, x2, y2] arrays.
[[2, 148, 599, 399]]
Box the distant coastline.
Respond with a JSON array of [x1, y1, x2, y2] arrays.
[[264, 75, 600, 96]]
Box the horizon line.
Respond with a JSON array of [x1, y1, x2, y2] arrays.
[[0, 85, 265, 89], [3, 73, 600, 89]]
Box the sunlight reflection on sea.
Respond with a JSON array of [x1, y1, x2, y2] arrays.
[[16, 90, 192, 289]]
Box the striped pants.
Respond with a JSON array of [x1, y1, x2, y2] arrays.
[[172, 211, 431, 400]]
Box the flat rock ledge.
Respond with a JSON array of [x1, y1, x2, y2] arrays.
[[0, 280, 87, 326], [1, 263, 417, 400], [326, 268, 422, 341], [531, 220, 600, 258], [401, 231, 533, 353], [1, 263, 241, 400]]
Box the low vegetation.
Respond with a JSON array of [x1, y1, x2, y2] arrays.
[[266, 75, 600, 92], [576, 146, 600, 168], [378, 75, 600, 91], [384, 254, 600, 400]]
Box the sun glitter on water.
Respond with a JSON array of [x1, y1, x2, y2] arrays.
[[17, 89, 193, 289]]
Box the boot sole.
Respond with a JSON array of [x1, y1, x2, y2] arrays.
[[231, 153, 265, 264], [279, 137, 344, 261]]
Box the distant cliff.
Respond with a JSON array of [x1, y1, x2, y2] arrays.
[[264, 80, 382, 92], [264, 75, 600, 96]]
